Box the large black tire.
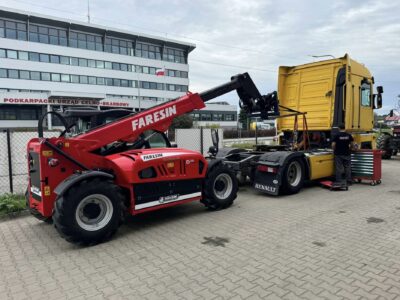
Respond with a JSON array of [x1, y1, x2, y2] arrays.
[[280, 158, 305, 195], [377, 134, 392, 159], [53, 178, 126, 245], [201, 164, 238, 210], [25, 189, 53, 224]]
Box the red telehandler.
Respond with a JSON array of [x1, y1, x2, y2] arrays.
[[26, 73, 278, 245]]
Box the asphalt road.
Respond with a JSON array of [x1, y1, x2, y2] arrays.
[[0, 158, 400, 299]]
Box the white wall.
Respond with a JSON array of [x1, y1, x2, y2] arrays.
[[175, 128, 223, 154]]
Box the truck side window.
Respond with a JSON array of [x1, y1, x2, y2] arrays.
[[361, 83, 371, 107]]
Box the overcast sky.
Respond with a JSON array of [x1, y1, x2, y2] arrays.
[[1, 0, 399, 113]]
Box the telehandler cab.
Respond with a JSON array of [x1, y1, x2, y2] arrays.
[[26, 73, 277, 245]]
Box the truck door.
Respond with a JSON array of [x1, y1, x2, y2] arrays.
[[359, 79, 373, 130], [351, 77, 373, 130]]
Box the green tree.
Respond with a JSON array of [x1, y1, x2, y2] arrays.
[[171, 114, 193, 129]]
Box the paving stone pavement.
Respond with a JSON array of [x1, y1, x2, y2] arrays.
[[1, 159, 400, 299]]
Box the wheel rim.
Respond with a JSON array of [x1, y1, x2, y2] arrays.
[[287, 161, 302, 187], [214, 173, 233, 200], [75, 194, 113, 231]]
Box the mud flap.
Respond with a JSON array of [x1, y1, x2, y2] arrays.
[[253, 170, 280, 195]]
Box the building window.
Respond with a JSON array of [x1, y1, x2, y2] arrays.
[[71, 57, 79, 66], [96, 60, 104, 68], [29, 52, 40, 61], [39, 53, 50, 63], [136, 42, 161, 60], [79, 75, 88, 84], [51, 73, 61, 82], [0, 68, 7, 78], [97, 77, 105, 85], [50, 55, 60, 64], [70, 75, 79, 83], [19, 70, 30, 80], [61, 74, 70, 82], [164, 48, 185, 63], [0, 105, 41, 120], [19, 51, 29, 60], [30, 71, 40, 80], [0, 49, 5, 58], [201, 113, 212, 121], [60, 56, 70, 65], [212, 114, 223, 121], [88, 76, 96, 85], [225, 114, 234, 121], [79, 58, 88, 67], [7, 50, 18, 59], [8, 69, 19, 78], [41, 72, 51, 81], [88, 59, 96, 68]]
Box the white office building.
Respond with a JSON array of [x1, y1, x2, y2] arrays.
[[0, 7, 195, 128], [189, 101, 238, 129]]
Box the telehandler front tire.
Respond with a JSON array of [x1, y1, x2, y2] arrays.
[[53, 178, 126, 245], [201, 164, 238, 210]]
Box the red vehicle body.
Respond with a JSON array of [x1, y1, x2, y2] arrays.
[[26, 73, 276, 245]]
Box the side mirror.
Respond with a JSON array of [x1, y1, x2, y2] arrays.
[[170, 142, 178, 148], [211, 129, 219, 147], [374, 86, 383, 109]]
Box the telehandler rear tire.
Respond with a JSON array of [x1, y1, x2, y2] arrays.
[[201, 164, 238, 210], [53, 178, 126, 245]]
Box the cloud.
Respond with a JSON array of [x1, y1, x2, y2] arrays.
[[1, 0, 399, 112]]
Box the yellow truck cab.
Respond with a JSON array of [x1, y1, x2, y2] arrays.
[[220, 55, 382, 195], [252, 55, 383, 194]]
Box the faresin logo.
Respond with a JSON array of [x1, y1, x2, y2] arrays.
[[132, 105, 177, 131]]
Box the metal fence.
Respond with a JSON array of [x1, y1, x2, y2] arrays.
[[0, 129, 56, 195], [0, 127, 276, 195]]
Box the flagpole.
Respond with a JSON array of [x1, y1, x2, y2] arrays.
[[137, 70, 141, 111]]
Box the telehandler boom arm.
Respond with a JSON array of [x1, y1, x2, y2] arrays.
[[53, 72, 278, 153]]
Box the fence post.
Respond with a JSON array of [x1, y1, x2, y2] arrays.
[[6, 129, 13, 194], [255, 123, 258, 145], [200, 127, 204, 155]]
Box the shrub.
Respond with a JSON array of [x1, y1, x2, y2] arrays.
[[0, 193, 26, 216]]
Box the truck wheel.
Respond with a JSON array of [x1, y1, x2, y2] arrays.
[[281, 158, 305, 195], [202, 164, 238, 210], [53, 178, 126, 245], [377, 134, 392, 159], [25, 189, 52, 224]]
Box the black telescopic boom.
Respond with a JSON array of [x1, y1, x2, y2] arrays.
[[198, 72, 279, 119]]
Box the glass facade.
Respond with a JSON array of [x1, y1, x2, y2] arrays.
[[0, 48, 188, 78], [0, 18, 188, 64], [0, 68, 136, 87], [189, 111, 237, 122]]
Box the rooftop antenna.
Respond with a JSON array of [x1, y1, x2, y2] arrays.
[[87, 0, 91, 23]]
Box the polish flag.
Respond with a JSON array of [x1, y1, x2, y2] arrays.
[[156, 68, 165, 76]]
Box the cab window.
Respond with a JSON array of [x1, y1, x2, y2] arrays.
[[143, 130, 170, 148], [361, 83, 371, 107]]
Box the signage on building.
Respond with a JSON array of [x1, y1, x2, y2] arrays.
[[0, 97, 130, 108]]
